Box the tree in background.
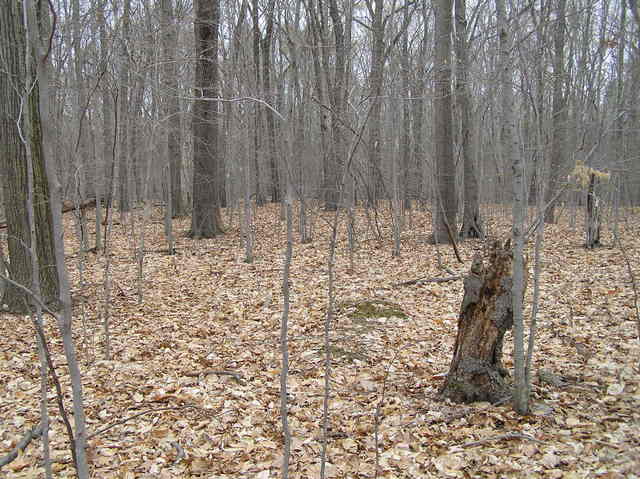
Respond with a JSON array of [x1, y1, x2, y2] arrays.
[[432, 0, 456, 243], [190, 0, 224, 238], [161, 0, 185, 218]]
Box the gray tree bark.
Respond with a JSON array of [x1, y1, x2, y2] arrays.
[[432, 0, 457, 243], [456, 0, 483, 239], [190, 0, 224, 238], [544, 0, 567, 224], [161, 0, 185, 217]]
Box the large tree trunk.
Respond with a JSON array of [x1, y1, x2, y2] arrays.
[[190, 0, 223, 238], [117, 0, 131, 215], [326, 0, 348, 211], [456, 0, 483, 239], [161, 0, 185, 217], [262, 0, 280, 203], [366, 0, 385, 208], [250, 0, 265, 206], [431, 0, 457, 243], [544, 0, 567, 224], [0, 1, 59, 313], [441, 243, 515, 404]]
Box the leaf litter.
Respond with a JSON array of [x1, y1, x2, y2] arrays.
[[0, 204, 639, 478]]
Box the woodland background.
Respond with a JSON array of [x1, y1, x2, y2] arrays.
[[0, 0, 639, 477]]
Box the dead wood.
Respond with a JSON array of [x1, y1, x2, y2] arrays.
[[0, 421, 43, 468], [393, 275, 461, 287], [441, 242, 516, 404]]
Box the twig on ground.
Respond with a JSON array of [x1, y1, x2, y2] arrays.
[[170, 441, 186, 464], [0, 421, 44, 468], [182, 370, 244, 384], [459, 432, 544, 448], [393, 275, 461, 287], [88, 405, 198, 440]]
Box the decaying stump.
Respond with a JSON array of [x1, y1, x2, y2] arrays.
[[585, 173, 601, 249], [441, 241, 515, 404]]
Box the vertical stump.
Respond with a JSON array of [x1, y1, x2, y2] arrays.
[[441, 241, 515, 403]]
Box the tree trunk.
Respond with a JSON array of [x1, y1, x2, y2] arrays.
[[262, 0, 280, 203], [251, 0, 265, 206], [441, 244, 514, 404], [432, 0, 457, 243], [544, 0, 567, 224], [190, 0, 223, 238], [161, 0, 185, 217], [117, 0, 131, 215], [456, 0, 483, 239], [585, 173, 601, 248], [0, 1, 59, 313], [366, 0, 385, 207]]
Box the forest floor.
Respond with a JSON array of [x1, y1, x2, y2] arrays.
[[1, 203, 639, 478]]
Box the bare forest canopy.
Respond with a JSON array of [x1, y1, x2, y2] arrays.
[[15, 0, 639, 212]]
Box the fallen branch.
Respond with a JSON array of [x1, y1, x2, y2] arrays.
[[182, 370, 244, 383], [88, 405, 198, 440], [459, 432, 544, 449], [393, 275, 461, 287], [170, 441, 186, 464], [0, 421, 44, 468]]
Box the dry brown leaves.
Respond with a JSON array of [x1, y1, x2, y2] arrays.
[[1, 203, 639, 478]]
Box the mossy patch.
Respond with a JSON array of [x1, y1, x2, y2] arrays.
[[338, 299, 408, 320]]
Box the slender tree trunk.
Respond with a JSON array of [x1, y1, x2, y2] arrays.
[[27, 0, 90, 474], [251, 0, 265, 205], [496, 0, 528, 414], [400, 9, 412, 211], [262, 0, 280, 203], [117, 0, 131, 215], [413, 1, 429, 204]]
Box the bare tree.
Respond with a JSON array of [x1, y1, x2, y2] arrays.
[[456, 0, 483, 239], [161, 0, 185, 218], [432, 0, 456, 243], [545, 0, 567, 224], [190, 0, 224, 238]]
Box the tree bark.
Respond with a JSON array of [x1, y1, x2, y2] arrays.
[[544, 0, 567, 224], [432, 0, 457, 243], [250, 0, 265, 206], [117, 0, 131, 215], [441, 244, 514, 404], [190, 0, 223, 238], [585, 173, 601, 248], [262, 0, 280, 203], [456, 0, 483, 239], [0, 1, 59, 313], [161, 0, 185, 217], [366, 0, 385, 207]]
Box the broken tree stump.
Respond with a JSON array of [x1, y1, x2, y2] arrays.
[[440, 241, 516, 404]]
